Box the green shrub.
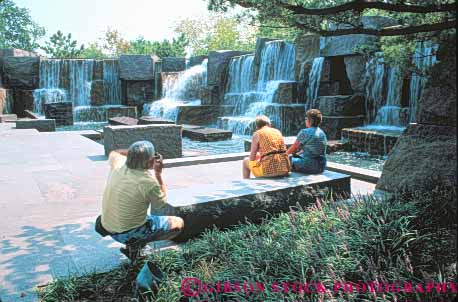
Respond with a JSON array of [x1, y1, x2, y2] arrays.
[[39, 188, 457, 302]]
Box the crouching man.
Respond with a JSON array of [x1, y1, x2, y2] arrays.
[[96, 141, 184, 261]]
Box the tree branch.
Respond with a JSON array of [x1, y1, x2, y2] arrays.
[[277, 0, 456, 15], [296, 20, 456, 36]]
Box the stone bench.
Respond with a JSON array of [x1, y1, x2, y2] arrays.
[[152, 167, 351, 240], [103, 124, 182, 158], [182, 127, 232, 142], [16, 118, 56, 132]]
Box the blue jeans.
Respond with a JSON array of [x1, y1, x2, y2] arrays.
[[290, 154, 326, 174], [110, 215, 172, 246]]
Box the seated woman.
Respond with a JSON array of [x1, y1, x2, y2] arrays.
[[287, 109, 327, 174], [242, 115, 290, 179]]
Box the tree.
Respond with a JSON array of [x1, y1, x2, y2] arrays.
[[78, 42, 108, 59], [102, 28, 131, 57], [42, 30, 85, 58], [127, 34, 188, 57], [174, 13, 257, 56], [0, 0, 45, 51], [207, 0, 456, 37]]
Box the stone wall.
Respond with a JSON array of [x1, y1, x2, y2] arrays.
[[3, 57, 40, 89], [122, 80, 155, 108], [44, 102, 74, 126], [161, 57, 186, 72], [103, 124, 182, 158], [177, 105, 234, 125], [13, 89, 34, 117], [119, 55, 157, 80]]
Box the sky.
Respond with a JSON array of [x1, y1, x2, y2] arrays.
[[14, 0, 211, 45]]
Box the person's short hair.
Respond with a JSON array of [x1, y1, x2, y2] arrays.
[[306, 109, 322, 127], [125, 141, 156, 170], [255, 115, 271, 129]]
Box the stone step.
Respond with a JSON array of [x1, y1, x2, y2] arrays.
[[108, 116, 138, 126], [138, 116, 175, 125], [182, 127, 232, 142], [0, 114, 17, 123], [153, 167, 351, 240]]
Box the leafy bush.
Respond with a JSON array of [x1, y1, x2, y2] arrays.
[[39, 188, 457, 301]]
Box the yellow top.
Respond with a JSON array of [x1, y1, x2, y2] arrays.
[[255, 126, 290, 177], [101, 152, 166, 233]]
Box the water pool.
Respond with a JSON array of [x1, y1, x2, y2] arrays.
[[57, 124, 386, 171]]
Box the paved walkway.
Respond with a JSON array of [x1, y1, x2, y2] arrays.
[[0, 126, 376, 302]]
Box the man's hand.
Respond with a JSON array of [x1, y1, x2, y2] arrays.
[[153, 156, 163, 176]]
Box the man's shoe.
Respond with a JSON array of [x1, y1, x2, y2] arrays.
[[120, 246, 144, 262]]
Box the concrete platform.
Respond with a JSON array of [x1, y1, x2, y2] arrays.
[[154, 169, 351, 240], [0, 127, 368, 302]]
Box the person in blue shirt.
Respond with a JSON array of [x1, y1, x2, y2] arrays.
[[286, 109, 327, 174]]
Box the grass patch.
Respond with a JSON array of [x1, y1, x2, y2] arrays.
[[38, 187, 457, 301]]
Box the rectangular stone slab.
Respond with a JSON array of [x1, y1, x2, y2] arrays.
[[108, 116, 139, 126], [138, 116, 175, 125], [182, 127, 232, 142], [153, 169, 350, 240]]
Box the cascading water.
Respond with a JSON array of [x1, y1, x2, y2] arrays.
[[220, 40, 296, 135], [143, 59, 207, 121], [306, 57, 324, 107], [68, 60, 94, 107], [373, 66, 403, 126], [103, 60, 122, 105], [409, 42, 438, 122], [364, 53, 386, 124]]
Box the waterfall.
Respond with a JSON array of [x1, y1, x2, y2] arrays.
[[103, 60, 121, 105], [373, 66, 403, 126], [306, 57, 324, 107], [220, 40, 296, 135], [409, 42, 438, 122], [32, 89, 67, 115], [364, 53, 386, 123], [69, 60, 94, 107], [143, 59, 207, 121], [34, 59, 95, 116]]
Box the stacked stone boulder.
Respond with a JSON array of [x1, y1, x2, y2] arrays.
[[119, 55, 158, 110], [103, 124, 182, 158], [377, 41, 457, 193]]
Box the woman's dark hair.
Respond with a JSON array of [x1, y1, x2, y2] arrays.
[[306, 109, 322, 127], [255, 115, 271, 129]]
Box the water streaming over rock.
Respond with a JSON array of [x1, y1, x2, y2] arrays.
[[364, 53, 386, 124], [220, 40, 296, 135], [373, 66, 403, 126], [306, 57, 325, 107], [143, 59, 207, 121], [103, 60, 122, 105], [68, 60, 94, 107], [409, 42, 438, 122]]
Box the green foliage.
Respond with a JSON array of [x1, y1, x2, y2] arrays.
[[174, 13, 257, 56], [78, 42, 108, 59], [41, 30, 85, 59], [127, 34, 188, 57], [38, 188, 457, 301], [0, 0, 45, 51], [101, 28, 131, 57]]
